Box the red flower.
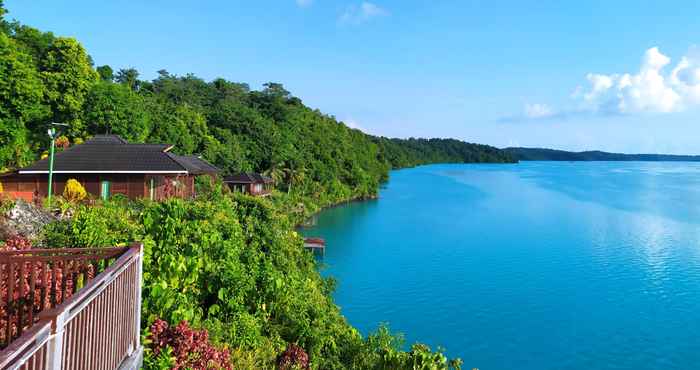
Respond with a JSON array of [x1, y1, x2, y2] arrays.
[[147, 319, 233, 369]]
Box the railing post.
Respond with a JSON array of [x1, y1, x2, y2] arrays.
[[133, 243, 143, 351], [46, 311, 67, 370]]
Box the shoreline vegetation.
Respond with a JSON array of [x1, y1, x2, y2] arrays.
[[0, 2, 514, 368]]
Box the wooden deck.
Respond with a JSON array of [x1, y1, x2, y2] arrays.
[[303, 237, 326, 255]]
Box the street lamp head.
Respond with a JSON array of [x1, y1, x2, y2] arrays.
[[47, 122, 68, 139], [45, 122, 68, 207]]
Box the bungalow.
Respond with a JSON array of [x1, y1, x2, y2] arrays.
[[0, 135, 220, 201], [223, 172, 273, 196]]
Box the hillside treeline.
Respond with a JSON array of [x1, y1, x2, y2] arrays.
[[0, 2, 513, 208]]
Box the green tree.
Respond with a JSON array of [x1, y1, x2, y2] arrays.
[[0, 118, 33, 170], [264, 165, 285, 187], [146, 71, 215, 106], [205, 127, 248, 173], [0, 33, 46, 122], [96, 65, 113, 82], [115, 67, 139, 91], [40, 37, 98, 135], [250, 82, 294, 122], [0, 0, 9, 34], [146, 99, 208, 155], [10, 24, 55, 62], [83, 81, 150, 142]]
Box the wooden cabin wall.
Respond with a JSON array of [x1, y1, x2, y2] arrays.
[[1, 174, 148, 201], [128, 175, 144, 198], [1, 173, 202, 201], [0, 175, 38, 202], [145, 174, 196, 201]]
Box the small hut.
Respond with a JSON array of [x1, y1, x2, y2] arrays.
[[223, 173, 273, 196]]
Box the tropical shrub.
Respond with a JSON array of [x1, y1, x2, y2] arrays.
[[42, 200, 140, 247], [194, 175, 228, 201], [63, 179, 87, 202], [145, 318, 233, 370], [0, 198, 15, 240], [277, 343, 310, 370]]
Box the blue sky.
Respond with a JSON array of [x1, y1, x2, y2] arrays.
[[7, 1, 700, 154]]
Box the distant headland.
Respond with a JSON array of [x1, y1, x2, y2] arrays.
[[504, 147, 700, 162]]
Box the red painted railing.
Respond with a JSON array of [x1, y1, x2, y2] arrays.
[[0, 243, 143, 370]]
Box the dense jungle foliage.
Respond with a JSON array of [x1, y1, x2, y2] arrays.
[[39, 189, 463, 369]]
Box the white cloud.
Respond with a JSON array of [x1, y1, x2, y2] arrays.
[[296, 0, 313, 7], [343, 118, 365, 132], [504, 46, 700, 122], [339, 2, 388, 25], [583, 73, 613, 102], [574, 46, 699, 115], [524, 103, 555, 119], [670, 46, 700, 106], [498, 103, 561, 122]]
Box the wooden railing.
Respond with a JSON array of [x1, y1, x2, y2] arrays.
[[0, 247, 127, 346], [0, 243, 143, 370]]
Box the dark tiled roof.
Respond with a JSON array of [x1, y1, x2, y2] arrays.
[[223, 172, 273, 184], [84, 135, 129, 144], [19, 135, 220, 174], [168, 154, 220, 175]]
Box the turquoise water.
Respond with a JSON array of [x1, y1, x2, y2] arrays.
[[305, 162, 700, 370]]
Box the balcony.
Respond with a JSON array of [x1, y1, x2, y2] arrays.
[[0, 243, 143, 370]]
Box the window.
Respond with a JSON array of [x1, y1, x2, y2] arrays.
[[100, 181, 111, 200]]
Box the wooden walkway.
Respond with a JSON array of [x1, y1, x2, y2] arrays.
[[303, 237, 326, 255]]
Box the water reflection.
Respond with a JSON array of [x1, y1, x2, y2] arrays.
[[513, 162, 700, 223], [305, 162, 700, 370]]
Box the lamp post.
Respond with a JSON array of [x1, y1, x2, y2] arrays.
[[46, 122, 68, 207]]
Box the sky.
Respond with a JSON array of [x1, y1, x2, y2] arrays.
[[6, 0, 700, 154]]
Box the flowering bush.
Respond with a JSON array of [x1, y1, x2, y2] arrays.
[[146, 318, 233, 370], [276, 343, 310, 370], [55, 136, 70, 150], [63, 179, 87, 202], [3, 235, 32, 251]]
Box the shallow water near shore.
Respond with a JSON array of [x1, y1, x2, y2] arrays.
[[304, 162, 700, 370]]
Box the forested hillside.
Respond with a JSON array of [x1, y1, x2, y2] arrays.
[[0, 1, 513, 207], [377, 138, 515, 168]]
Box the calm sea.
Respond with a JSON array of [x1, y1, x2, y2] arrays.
[[304, 162, 700, 370]]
